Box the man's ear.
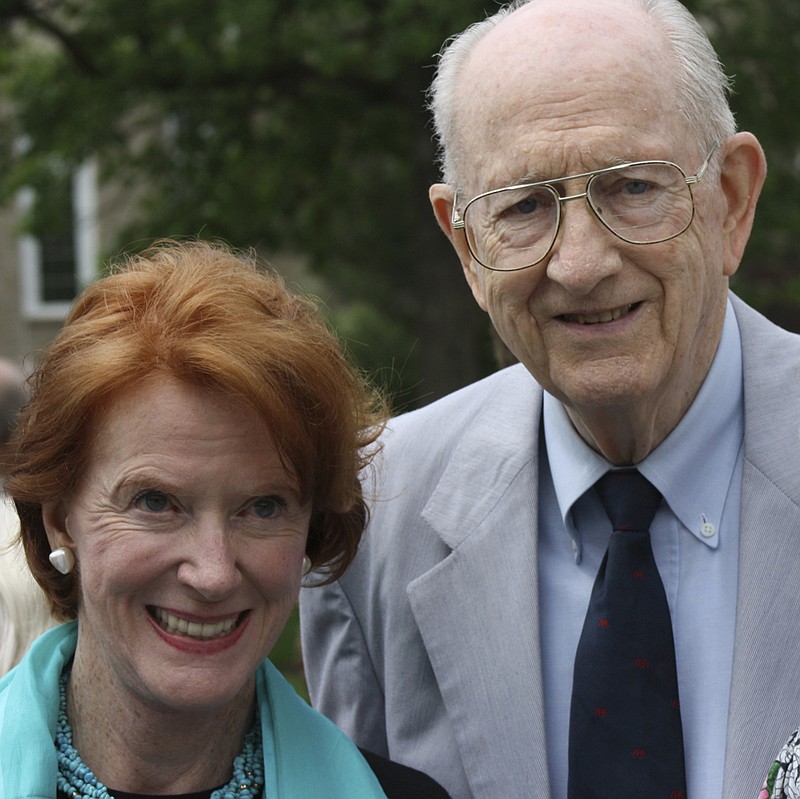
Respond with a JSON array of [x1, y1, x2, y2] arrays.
[[717, 132, 767, 277], [42, 501, 74, 552], [430, 182, 488, 312]]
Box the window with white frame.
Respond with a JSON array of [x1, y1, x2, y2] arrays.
[[17, 158, 98, 321]]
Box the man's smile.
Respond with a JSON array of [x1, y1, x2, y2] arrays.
[[559, 302, 639, 325]]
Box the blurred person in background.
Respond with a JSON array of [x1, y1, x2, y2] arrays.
[[0, 356, 53, 676]]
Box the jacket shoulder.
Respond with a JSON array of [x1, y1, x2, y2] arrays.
[[381, 364, 534, 461]]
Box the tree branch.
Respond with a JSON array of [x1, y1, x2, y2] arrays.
[[5, 0, 101, 76]]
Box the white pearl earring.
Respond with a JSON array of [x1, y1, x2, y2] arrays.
[[302, 556, 312, 576], [48, 547, 75, 575]]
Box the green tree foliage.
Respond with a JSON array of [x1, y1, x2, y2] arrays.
[[686, 0, 800, 331], [0, 0, 494, 409], [1, 0, 798, 412]]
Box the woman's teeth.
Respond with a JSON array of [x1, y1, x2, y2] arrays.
[[152, 607, 239, 639]]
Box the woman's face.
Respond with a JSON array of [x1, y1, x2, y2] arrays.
[[44, 375, 310, 714]]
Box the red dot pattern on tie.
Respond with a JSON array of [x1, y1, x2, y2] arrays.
[[568, 469, 687, 799]]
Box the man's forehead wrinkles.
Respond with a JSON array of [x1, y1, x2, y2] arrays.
[[470, 137, 658, 194]]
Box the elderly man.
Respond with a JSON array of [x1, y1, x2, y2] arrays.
[[301, 0, 800, 797]]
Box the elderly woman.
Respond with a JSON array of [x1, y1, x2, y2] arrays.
[[0, 241, 446, 799]]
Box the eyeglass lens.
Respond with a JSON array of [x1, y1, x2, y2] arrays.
[[464, 162, 695, 271]]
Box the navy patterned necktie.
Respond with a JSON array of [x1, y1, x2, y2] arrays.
[[568, 469, 687, 799]]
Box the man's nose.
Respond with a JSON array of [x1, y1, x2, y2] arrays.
[[545, 196, 623, 294]]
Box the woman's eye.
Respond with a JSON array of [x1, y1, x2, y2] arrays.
[[134, 491, 170, 513], [250, 496, 287, 519]]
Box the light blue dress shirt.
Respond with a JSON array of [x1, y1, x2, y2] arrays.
[[539, 300, 743, 799]]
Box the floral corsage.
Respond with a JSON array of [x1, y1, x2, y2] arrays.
[[761, 729, 800, 798]]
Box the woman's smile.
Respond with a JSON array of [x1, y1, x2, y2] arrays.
[[148, 606, 247, 640]]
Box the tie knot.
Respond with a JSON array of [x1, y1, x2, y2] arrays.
[[596, 469, 662, 533]]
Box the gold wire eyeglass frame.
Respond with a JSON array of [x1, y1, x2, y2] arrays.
[[451, 142, 720, 272]]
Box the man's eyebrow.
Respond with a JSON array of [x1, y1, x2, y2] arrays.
[[504, 168, 550, 185], [507, 154, 652, 186]]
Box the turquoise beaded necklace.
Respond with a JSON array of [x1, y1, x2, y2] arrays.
[[55, 669, 264, 799]]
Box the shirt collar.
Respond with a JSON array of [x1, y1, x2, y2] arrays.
[[544, 299, 743, 549]]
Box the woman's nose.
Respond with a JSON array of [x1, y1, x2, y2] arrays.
[[176, 520, 242, 601]]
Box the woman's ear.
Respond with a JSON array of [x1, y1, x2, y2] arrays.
[[717, 132, 767, 277], [42, 501, 74, 552]]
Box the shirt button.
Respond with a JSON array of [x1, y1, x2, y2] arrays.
[[701, 522, 716, 538]]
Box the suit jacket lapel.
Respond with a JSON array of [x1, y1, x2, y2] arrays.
[[724, 466, 800, 795], [724, 297, 800, 795], [407, 368, 551, 797]]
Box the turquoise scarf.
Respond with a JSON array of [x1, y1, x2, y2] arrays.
[[0, 622, 386, 799]]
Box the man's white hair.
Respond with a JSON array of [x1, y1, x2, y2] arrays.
[[427, 0, 736, 188]]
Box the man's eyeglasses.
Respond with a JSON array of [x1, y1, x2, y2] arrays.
[[451, 143, 719, 272]]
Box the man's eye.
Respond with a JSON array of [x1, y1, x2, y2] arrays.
[[250, 496, 287, 519], [134, 491, 170, 512], [623, 180, 650, 195], [514, 196, 540, 214]]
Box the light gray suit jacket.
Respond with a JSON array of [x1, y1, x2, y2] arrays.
[[300, 295, 800, 798]]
